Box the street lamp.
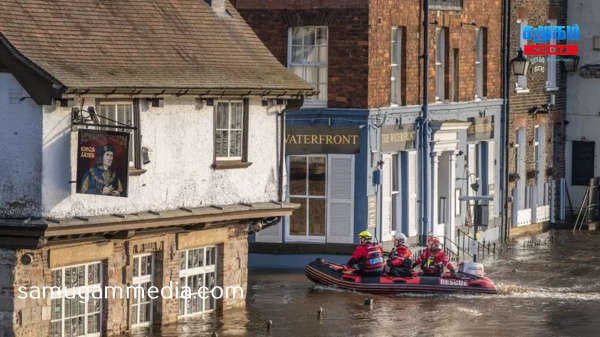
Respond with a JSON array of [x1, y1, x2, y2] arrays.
[[511, 49, 529, 76]]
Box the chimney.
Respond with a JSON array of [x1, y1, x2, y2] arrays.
[[211, 0, 226, 14]]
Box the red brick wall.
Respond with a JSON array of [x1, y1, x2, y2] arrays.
[[368, 0, 503, 108], [507, 0, 567, 232], [235, 1, 369, 108]]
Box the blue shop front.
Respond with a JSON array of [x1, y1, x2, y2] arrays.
[[252, 108, 376, 255]]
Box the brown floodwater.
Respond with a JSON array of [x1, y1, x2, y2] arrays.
[[140, 230, 600, 337]]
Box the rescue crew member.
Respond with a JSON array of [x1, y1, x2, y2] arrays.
[[345, 231, 384, 276], [386, 232, 413, 277], [413, 236, 456, 277]]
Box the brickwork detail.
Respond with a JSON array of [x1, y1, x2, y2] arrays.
[[2, 223, 249, 337]]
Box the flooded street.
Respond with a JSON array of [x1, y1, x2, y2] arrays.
[[154, 230, 600, 336]]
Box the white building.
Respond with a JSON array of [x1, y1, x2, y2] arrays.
[[0, 0, 313, 336], [566, 0, 600, 212]]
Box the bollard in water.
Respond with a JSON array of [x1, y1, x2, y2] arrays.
[[317, 307, 324, 320], [364, 298, 373, 309], [212, 332, 218, 337], [266, 320, 273, 331]]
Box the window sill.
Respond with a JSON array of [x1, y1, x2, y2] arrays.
[[515, 88, 530, 94], [128, 167, 147, 176], [212, 161, 253, 170]]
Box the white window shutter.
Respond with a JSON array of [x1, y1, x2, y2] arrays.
[[487, 140, 496, 219], [381, 154, 393, 242], [408, 151, 418, 237], [326, 154, 355, 243]]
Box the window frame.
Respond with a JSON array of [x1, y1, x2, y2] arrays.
[[131, 253, 154, 328], [475, 27, 488, 100], [212, 99, 250, 169], [96, 99, 142, 170], [435, 27, 449, 102], [50, 261, 103, 337], [390, 27, 406, 106], [546, 19, 558, 91], [516, 20, 530, 93], [288, 26, 328, 107], [178, 246, 218, 318], [287, 154, 327, 242]]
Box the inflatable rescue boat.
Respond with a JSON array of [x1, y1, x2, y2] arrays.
[[305, 259, 497, 295]]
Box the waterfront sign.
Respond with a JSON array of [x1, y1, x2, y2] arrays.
[[286, 126, 360, 153], [381, 124, 417, 152], [76, 129, 130, 197]]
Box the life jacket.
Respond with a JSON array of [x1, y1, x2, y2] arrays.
[[363, 243, 384, 271], [421, 250, 445, 275], [388, 245, 412, 268]]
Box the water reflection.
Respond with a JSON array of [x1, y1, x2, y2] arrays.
[[135, 231, 600, 336]]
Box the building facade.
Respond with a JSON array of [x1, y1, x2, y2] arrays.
[[236, 0, 505, 259], [506, 0, 568, 238], [0, 1, 312, 336], [565, 0, 600, 215]]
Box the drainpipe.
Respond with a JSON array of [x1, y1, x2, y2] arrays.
[[419, 0, 431, 246], [500, 0, 511, 241], [278, 98, 304, 202]]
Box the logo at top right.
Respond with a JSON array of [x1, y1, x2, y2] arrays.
[[523, 24, 580, 55]]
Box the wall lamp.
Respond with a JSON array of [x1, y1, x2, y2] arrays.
[[511, 49, 529, 76]]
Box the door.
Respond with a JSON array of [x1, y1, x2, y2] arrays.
[[326, 154, 355, 243]]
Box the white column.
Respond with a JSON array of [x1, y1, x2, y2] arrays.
[[449, 153, 456, 242], [431, 153, 439, 235]]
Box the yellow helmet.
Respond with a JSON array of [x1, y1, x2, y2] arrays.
[[358, 231, 372, 239]]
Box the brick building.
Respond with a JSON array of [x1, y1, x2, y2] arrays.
[[0, 1, 312, 336], [236, 0, 505, 262], [506, 0, 568, 238]]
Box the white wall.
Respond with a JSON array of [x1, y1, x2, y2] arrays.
[[566, 0, 600, 208], [0, 73, 43, 217], [41, 96, 283, 218]]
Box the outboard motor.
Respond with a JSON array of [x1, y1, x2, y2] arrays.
[[459, 262, 485, 277]]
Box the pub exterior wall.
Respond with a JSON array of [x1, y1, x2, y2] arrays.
[[0, 73, 43, 218], [39, 96, 284, 218]]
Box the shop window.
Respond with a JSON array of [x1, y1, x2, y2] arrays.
[[391, 27, 405, 106], [98, 101, 137, 167], [50, 262, 103, 337], [179, 246, 218, 317], [288, 155, 327, 239], [132, 254, 154, 327], [289, 26, 328, 106], [214, 100, 249, 165]]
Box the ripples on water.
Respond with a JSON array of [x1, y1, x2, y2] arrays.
[[135, 230, 600, 337]]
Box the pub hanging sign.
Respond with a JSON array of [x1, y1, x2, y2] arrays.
[[76, 129, 130, 197], [381, 124, 417, 152], [286, 126, 360, 153], [467, 116, 494, 142]]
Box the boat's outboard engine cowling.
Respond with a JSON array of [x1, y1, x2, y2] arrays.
[[459, 262, 484, 277]]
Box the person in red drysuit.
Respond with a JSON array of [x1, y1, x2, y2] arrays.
[[386, 232, 413, 276], [413, 236, 456, 277], [345, 231, 384, 276]]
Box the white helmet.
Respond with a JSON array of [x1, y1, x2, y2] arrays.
[[394, 232, 407, 242]]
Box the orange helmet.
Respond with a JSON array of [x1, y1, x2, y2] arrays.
[[428, 236, 441, 249]]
